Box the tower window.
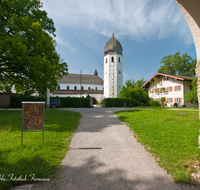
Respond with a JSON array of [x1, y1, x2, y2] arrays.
[[58, 85, 60, 90], [118, 57, 120, 63], [111, 56, 114, 62], [74, 86, 77, 90], [67, 86, 69, 90], [106, 58, 107, 63], [88, 87, 90, 90], [95, 87, 98, 90], [81, 86, 84, 90]]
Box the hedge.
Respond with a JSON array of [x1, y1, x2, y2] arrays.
[[51, 97, 90, 108], [104, 98, 139, 107], [149, 100, 160, 107], [10, 95, 91, 108], [10, 95, 44, 108]]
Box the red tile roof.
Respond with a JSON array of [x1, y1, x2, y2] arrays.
[[141, 73, 196, 88]]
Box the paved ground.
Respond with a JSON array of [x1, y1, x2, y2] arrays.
[[31, 107, 198, 190]]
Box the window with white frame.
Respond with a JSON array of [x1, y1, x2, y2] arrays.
[[168, 98, 171, 103], [168, 87, 171, 92], [176, 86, 179, 91]]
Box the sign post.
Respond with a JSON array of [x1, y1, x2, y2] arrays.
[[21, 102, 45, 145]]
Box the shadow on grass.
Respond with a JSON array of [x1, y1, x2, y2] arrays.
[[115, 110, 141, 121], [0, 155, 56, 190]]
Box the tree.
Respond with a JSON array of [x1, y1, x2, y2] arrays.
[[158, 52, 196, 77], [124, 77, 146, 88], [0, 0, 68, 96], [184, 78, 198, 104], [120, 78, 150, 105]]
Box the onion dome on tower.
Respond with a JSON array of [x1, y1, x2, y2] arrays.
[[104, 32, 123, 55]]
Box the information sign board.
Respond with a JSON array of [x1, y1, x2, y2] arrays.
[[21, 102, 45, 145]]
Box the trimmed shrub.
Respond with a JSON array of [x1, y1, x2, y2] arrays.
[[10, 95, 91, 108], [104, 98, 139, 107], [51, 97, 90, 108], [10, 95, 44, 108], [174, 103, 178, 107], [149, 100, 160, 107]]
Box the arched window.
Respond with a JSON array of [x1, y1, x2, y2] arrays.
[[95, 87, 98, 90], [67, 86, 69, 90], [58, 85, 60, 90], [88, 87, 90, 90], [81, 86, 84, 90], [106, 58, 107, 63], [74, 86, 77, 90], [111, 56, 114, 62], [118, 57, 120, 63]]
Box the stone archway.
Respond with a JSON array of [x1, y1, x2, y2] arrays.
[[175, 0, 200, 118], [92, 97, 97, 104]]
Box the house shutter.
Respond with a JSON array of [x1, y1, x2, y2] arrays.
[[174, 86, 176, 91], [179, 98, 182, 103], [174, 98, 176, 103], [179, 85, 181, 91], [167, 98, 168, 103], [190, 85, 192, 90], [171, 98, 173, 103], [158, 98, 160, 101], [171, 87, 173, 91], [165, 87, 168, 92], [163, 79, 165, 82], [190, 101, 192, 103], [149, 90, 151, 94]]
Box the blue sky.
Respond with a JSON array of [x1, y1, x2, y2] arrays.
[[42, 0, 196, 84]]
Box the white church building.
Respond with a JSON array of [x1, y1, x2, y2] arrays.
[[51, 70, 104, 103], [50, 32, 123, 103]]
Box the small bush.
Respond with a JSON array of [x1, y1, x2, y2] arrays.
[[104, 98, 139, 107], [149, 100, 160, 107], [174, 103, 178, 107]]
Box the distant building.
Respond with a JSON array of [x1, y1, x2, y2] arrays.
[[142, 72, 197, 108], [51, 70, 104, 103], [104, 32, 123, 98], [34, 32, 124, 103]]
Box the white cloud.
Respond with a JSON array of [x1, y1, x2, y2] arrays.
[[42, 0, 193, 45], [55, 36, 76, 51]]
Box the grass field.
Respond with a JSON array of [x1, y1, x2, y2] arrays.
[[116, 109, 200, 183], [0, 109, 81, 189]]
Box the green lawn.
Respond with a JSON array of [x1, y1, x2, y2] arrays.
[[116, 109, 200, 183], [0, 110, 81, 189]]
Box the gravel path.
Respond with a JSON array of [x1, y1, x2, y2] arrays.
[[32, 107, 198, 190]]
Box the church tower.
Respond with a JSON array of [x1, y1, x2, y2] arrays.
[[104, 32, 123, 98]]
